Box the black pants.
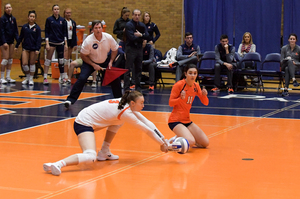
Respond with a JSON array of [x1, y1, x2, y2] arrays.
[[124, 46, 143, 91], [66, 61, 122, 104], [214, 63, 235, 88]]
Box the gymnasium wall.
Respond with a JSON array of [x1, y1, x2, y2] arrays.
[[1, 0, 184, 60]]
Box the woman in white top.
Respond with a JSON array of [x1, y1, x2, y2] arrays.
[[43, 90, 169, 176], [63, 8, 77, 83], [238, 32, 256, 69]]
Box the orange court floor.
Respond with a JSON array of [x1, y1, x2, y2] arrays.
[[0, 64, 300, 198]]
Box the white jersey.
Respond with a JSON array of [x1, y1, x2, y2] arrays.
[[75, 98, 164, 145], [80, 32, 118, 64]]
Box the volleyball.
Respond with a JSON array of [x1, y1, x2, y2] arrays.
[[172, 137, 189, 154]]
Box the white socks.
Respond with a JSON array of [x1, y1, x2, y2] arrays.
[[101, 141, 111, 153], [55, 160, 66, 168]]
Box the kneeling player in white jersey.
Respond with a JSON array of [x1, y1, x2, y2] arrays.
[[43, 90, 169, 176]]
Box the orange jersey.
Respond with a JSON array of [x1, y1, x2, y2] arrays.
[[168, 79, 209, 123]]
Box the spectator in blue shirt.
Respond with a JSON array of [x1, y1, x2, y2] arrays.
[[142, 11, 160, 48], [15, 10, 41, 86], [0, 3, 19, 84]]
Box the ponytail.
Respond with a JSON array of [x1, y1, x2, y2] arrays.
[[118, 90, 143, 110]]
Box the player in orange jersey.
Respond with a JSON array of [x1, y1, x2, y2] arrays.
[[168, 64, 209, 148]]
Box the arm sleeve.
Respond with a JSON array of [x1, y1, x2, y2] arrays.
[[152, 24, 160, 43], [36, 26, 42, 51], [120, 110, 164, 145], [143, 46, 154, 65], [197, 45, 201, 55], [13, 18, 19, 42], [72, 20, 77, 47], [177, 45, 188, 60], [250, 44, 256, 52], [169, 83, 182, 107], [45, 18, 49, 40], [226, 46, 235, 63], [215, 45, 223, 65], [113, 20, 122, 35], [0, 18, 6, 43], [238, 44, 242, 56], [125, 23, 139, 42], [280, 46, 286, 64], [15, 26, 24, 49]]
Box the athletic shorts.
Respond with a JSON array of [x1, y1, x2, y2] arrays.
[[67, 39, 76, 48], [74, 121, 94, 135], [168, 121, 193, 131], [74, 58, 83, 67]]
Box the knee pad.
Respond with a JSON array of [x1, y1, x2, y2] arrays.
[[64, 59, 70, 66], [77, 149, 96, 163], [1, 59, 8, 65], [59, 58, 64, 65], [30, 64, 36, 73], [44, 59, 51, 67], [22, 65, 29, 72], [8, 59, 13, 65]]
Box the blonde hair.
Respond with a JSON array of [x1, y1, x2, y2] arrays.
[[242, 32, 253, 44]]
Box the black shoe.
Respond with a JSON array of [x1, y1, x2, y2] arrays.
[[293, 80, 299, 87], [282, 90, 289, 97]]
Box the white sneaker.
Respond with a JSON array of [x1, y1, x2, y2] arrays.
[[62, 80, 71, 87], [6, 78, 16, 83], [43, 78, 49, 85], [29, 80, 34, 85], [91, 81, 96, 88], [43, 163, 54, 172], [22, 79, 29, 85], [43, 163, 62, 176], [97, 150, 119, 161], [0, 79, 7, 84]]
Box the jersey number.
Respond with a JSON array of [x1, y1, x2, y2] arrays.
[[108, 100, 120, 103], [186, 96, 193, 104]]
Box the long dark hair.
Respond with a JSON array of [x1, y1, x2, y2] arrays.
[[118, 90, 143, 110], [180, 64, 198, 80]]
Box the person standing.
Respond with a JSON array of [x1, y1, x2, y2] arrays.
[[113, 7, 130, 44], [64, 20, 121, 108], [63, 8, 77, 84], [0, 3, 19, 84], [124, 9, 149, 92], [43, 4, 68, 85], [142, 11, 160, 47], [15, 10, 41, 85]]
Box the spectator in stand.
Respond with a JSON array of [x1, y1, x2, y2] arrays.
[[237, 32, 256, 69], [173, 32, 200, 82], [0, 3, 19, 84], [113, 7, 130, 44], [142, 40, 156, 91], [63, 8, 77, 85], [15, 10, 41, 86], [44, 4, 68, 85], [281, 33, 300, 97], [211, 34, 237, 94], [142, 11, 160, 47]]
